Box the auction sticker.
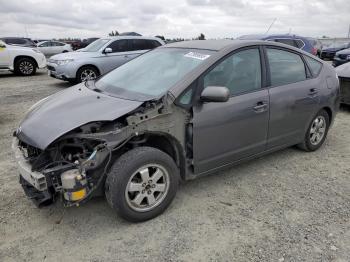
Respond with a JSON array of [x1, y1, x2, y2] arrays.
[[184, 52, 210, 60]]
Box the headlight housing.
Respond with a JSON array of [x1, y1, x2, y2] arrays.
[[56, 59, 74, 65]]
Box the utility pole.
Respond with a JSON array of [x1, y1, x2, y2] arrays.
[[265, 18, 277, 35]]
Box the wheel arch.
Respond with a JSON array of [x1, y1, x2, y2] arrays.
[[14, 55, 38, 68], [322, 106, 333, 124], [76, 64, 101, 79], [121, 132, 187, 180]]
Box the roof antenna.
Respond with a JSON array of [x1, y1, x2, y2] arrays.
[[265, 18, 277, 35]]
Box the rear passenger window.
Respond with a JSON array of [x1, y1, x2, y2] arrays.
[[267, 48, 307, 86], [204, 48, 262, 96], [304, 55, 322, 76], [295, 39, 305, 48]]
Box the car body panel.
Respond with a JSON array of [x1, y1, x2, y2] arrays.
[[333, 48, 350, 67], [336, 63, 350, 105], [17, 84, 143, 150]]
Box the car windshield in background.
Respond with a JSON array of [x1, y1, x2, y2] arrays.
[[95, 48, 215, 101], [82, 38, 109, 52]]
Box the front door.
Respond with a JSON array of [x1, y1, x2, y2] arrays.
[[192, 47, 270, 174]]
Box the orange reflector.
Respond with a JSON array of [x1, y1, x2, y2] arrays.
[[69, 188, 87, 201]]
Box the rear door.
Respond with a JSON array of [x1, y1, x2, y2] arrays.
[[192, 47, 270, 174], [265, 46, 320, 148]]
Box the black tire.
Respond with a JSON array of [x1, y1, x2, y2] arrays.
[[105, 147, 179, 222], [62, 50, 68, 53], [14, 57, 36, 76], [298, 110, 330, 152], [76, 65, 99, 83]]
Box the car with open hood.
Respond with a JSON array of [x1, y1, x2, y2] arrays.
[[13, 40, 339, 222]]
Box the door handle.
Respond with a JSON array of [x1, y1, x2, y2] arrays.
[[253, 101, 268, 113], [308, 88, 318, 96]]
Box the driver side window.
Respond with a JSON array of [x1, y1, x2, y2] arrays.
[[203, 48, 262, 96], [107, 39, 129, 53]]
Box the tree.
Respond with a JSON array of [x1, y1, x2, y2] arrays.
[[109, 30, 119, 36], [194, 33, 205, 40]]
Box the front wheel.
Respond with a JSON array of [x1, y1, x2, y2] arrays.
[[76, 66, 99, 83], [298, 110, 330, 151], [105, 147, 179, 222], [14, 58, 36, 76]]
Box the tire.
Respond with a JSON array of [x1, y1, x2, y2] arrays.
[[298, 110, 330, 152], [105, 147, 179, 222], [76, 65, 99, 83], [14, 57, 36, 76], [62, 50, 68, 53]]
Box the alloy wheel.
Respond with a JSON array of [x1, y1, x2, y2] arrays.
[[309, 116, 326, 146], [125, 164, 170, 212], [80, 69, 97, 82], [19, 61, 34, 75]]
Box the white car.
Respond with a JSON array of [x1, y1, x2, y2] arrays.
[[0, 40, 46, 76], [37, 41, 73, 56]]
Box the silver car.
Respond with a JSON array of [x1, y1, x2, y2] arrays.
[[46, 36, 164, 83]]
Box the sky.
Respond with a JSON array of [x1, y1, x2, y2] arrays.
[[0, 0, 349, 40]]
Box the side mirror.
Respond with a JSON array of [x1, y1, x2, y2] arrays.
[[104, 47, 112, 54], [200, 86, 230, 103]]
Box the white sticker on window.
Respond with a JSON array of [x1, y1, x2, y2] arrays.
[[184, 52, 210, 60]]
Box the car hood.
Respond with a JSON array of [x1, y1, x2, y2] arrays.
[[336, 62, 350, 78], [49, 51, 100, 60], [336, 48, 350, 55], [16, 83, 143, 150], [323, 47, 343, 52]]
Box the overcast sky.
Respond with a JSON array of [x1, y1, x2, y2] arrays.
[[0, 0, 349, 39]]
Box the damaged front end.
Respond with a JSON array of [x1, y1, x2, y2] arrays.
[[13, 95, 190, 208]]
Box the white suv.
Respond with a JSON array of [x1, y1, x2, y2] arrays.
[[0, 40, 46, 76]]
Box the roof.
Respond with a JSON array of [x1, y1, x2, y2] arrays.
[[102, 36, 162, 41], [238, 34, 307, 40], [162, 39, 269, 51]]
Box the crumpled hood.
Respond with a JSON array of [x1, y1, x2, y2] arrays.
[[16, 83, 143, 149]]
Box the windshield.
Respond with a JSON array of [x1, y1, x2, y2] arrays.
[[95, 48, 215, 101], [82, 38, 109, 52]]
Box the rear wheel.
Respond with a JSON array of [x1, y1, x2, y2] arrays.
[[298, 110, 330, 151], [76, 66, 99, 83], [14, 58, 36, 76], [105, 147, 179, 222]]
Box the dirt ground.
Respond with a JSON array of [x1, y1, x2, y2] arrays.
[[0, 69, 349, 262]]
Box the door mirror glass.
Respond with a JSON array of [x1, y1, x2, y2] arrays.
[[200, 86, 229, 102], [104, 47, 112, 53]]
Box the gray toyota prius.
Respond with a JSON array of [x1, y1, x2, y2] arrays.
[[13, 40, 340, 222]]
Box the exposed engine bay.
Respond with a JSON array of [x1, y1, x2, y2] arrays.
[[13, 95, 192, 207]]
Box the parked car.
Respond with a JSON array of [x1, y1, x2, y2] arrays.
[[336, 62, 350, 105], [320, 42, 350, 60], [79, 38, 99, 49], [46, 36, 165, 83], [333, 48, 350, 67], [0, 37, 36, 47], [0, 40, 46, 75], [13, 40, 339, 222], [33, 39, 50, 44], [238, 34, 318, 55], [36, 40, 73, 56]]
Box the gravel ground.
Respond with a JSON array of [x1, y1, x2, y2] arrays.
[[0, 69, 349, 262]]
